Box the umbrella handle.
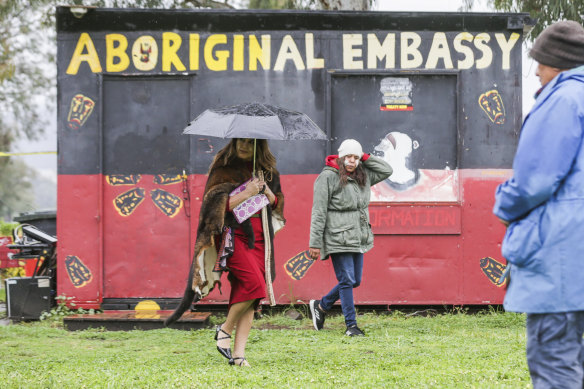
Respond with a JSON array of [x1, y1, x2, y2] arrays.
[[253, 139, 257, 177]]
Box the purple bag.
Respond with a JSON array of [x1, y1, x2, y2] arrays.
[[230, 179, 270, 223]]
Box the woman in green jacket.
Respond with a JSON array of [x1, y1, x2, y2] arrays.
[[309, 139, 392, 336]]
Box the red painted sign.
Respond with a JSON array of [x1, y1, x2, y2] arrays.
[[370, 204, 461, 235]]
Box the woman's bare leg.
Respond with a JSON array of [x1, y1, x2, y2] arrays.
[[216, 300, 254, 352], [232, 305, 254, 366]]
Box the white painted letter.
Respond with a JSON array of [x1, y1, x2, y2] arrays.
[[474, 33, 492, 69], [453, 32, 474, 70], [343, 34, 363, 70], [367, 33, 396, 69], [274, 35, 305, 71], [305, 33, 325, 69], [425, 32, 453, 69], [400, 32, 423, 69], [495, 32, 520, 70]]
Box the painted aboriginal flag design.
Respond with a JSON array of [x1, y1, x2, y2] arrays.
[[479, 90, 506, 125], [108, 174, 184, 217], [67, 94, 95, 129], [153, 174, 182, 185], [480, 256, 508, 287], [114, 187, 146, 216], [284, 250, 315, 280], [65, 255, 93, 288], [150, 188, 183, 217], [107, 174, 142, 186]]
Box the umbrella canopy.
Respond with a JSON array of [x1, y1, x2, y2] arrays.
[[182, 102, 327, 140]]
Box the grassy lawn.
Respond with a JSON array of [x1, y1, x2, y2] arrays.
[[0, 308, 530, 388]]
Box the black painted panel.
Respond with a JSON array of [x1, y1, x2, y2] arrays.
[[331, 73, 457, 169], [103, 77, 190, 175]]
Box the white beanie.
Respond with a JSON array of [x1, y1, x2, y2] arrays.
[[338, 139, 363, 158]]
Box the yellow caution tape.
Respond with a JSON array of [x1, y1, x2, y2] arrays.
[[0, 151, 57, 157]]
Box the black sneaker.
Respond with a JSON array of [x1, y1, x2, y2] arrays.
[[345, 325, 365, 336], [309, 300, 325, 330]]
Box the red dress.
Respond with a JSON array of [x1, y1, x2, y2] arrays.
[[227, 216, 266, 309]]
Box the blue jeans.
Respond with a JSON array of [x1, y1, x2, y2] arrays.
[[320, 252, 363, 327], [526, 311, 584, 389]]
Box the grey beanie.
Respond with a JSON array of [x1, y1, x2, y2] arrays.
[[530, 20, 584, 69]]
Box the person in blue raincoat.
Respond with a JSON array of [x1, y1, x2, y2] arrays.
[[493, 21, 584, 388]]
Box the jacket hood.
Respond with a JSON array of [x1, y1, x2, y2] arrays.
[[553, 65, 584, 86], [533, 65, 584, 108], [325, 155, 340, 169]]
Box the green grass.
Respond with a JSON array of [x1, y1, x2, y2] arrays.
[[0, 309, 530, 388]]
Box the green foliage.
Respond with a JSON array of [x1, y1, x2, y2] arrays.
[[490, 0, 584, 42], [0, 220, 18, 236], [0, 0, 200, 220], [0, 0, 56, 142], [0, 310, 531, 387], [39, 295, 99, 322], [248, 0, 296, 9]]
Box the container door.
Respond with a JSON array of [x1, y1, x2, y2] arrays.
[[329, 73, 462, 304], [101, 76, 191, 299]]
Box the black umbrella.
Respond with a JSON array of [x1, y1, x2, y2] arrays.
[[183, 102, 327, 141], [183, 102, 327, 173]]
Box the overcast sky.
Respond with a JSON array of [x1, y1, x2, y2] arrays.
[[13, 0, 540, 183]]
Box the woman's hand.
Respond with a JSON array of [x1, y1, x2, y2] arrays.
[[243, 177, 263, 198], [228, 178, 264, 211], [309, 248, 320, 261]]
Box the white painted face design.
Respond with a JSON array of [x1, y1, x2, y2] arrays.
[[374, 131, 419, 186]]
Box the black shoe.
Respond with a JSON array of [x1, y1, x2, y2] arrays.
[[214, 324, 232, 360], [229, 357, 249, 366], [345, 325, 365, 336], [309, 300, 325, 331]]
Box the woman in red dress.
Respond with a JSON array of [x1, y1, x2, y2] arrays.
[[214, 138, 283, 367], [165, 138, 285, 367]]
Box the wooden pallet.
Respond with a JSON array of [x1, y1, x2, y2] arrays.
[[64, 310, 211, 331]]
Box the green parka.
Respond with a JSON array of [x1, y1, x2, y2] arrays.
[[309, 154, 392, 259]]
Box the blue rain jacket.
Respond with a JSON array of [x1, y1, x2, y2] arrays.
[[493, 66, 584, 313]]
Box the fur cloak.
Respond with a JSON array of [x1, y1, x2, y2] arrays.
[[165, 160, 285, 326]]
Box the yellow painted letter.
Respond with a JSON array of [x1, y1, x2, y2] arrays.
[[132, 35, 158, 71], [66, 33, 102, 75], [204, 34, 229, 72], [106, 34, 130, 72], [189, 34, 199, 71], [162, 32, 186, 72], [249, 35, 271, 71], [233, 35, 244, 71]]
